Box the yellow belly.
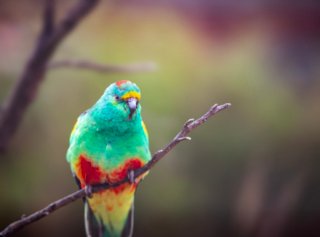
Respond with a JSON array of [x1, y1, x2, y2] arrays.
[[88, 183, 135, 235]]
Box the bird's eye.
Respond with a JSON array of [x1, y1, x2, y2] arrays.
[[115, 96, 120, 101]]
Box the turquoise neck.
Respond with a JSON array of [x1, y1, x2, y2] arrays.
[[89, 96, 142, 135]]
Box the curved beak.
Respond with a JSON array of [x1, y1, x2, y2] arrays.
[[127, 97, 138, 119]]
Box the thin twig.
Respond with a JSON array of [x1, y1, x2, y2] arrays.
[[49, 60, 157, 73], [0, 0, 100, 152], [0, 103, 231, 237]]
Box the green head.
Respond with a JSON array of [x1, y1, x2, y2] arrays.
[[94, 80, 142, 122]]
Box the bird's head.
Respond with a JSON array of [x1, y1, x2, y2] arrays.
[[103, 80, 142, 120]]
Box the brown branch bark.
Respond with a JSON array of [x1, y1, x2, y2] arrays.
[[49, 60, 157, 73], [0, 0, 100, 152], [0, 103, 231, 237]]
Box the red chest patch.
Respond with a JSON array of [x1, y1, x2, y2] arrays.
[[76, 155, 104, 187], [75, 155, 144, 191], [109, 158, 143, 182]]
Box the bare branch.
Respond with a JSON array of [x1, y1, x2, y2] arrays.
[[41, 0, 55, 38], [0, 190, 85, 237], [49, 60, 157, 73], [0, 0, 100, 152], [0, 103, 231, 237], [140, 103, 231, 172]]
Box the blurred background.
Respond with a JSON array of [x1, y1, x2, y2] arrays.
[[1, 0, 320, 236]]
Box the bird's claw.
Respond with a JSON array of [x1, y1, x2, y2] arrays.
[[85, 185, 93, 198], [128, 170, 136, 185]]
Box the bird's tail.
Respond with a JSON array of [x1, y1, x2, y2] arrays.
[[84, 188, 135, 237]]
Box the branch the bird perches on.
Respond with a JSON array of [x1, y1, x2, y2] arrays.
[[0, 103, 231, 237]]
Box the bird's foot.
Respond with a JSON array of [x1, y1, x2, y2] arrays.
[[85, 185, 93, 198], [128, 170, 136, 185]]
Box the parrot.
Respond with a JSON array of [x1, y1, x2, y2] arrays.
[[66, 80, 151, 237]]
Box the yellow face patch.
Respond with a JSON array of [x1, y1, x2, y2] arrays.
[[121, 91, 141, 101]]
